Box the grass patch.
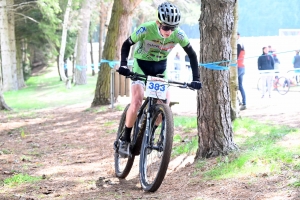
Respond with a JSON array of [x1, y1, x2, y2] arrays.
[[105, 128, 117, 135], [0, 149, 11, 154], [3, 66, 97, 111], [172, 135, 198, 156], [172, 116, 198, 156], [200, 118, 300, 180], [292, 181, 300, 187], [104, 121, 115, 126], [173, 116, 197, 129], [3, 173, 42, 187], [115, 105, 125, 111]]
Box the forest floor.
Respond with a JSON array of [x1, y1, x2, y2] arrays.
[[1, 86, 300, 200]]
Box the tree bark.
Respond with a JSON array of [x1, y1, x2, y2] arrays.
[[16, 39, 26, 88], [196, 0, 238, 159], [229, 0, 239, 121], [0, 0, 18, 91], [89, 26, 95, 76], [74, 0, 91, 85], [0, 89, 12, 111], [91, 0, 142, 106], [0, 21, 12, 110], [59, 0, 72, 88], [98, 1, 112, 69]]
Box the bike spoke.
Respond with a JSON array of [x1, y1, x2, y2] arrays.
[[144, 124, 165, 184], [114, 104, 135, 178]]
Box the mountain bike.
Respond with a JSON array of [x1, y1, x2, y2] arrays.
[[257, 76, 290, 95], [113, 71, 196, 192]]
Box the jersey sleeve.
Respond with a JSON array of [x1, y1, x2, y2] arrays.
[[176, 29, 190, 48], [130, 25, 147, 43]]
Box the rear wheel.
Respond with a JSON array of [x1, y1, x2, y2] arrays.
[[114, 104, 135, 178], [275, 76, 290, 95], [139, 104, 174, 192]]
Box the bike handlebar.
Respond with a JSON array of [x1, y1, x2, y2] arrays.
[[116, 70, 194, 89]]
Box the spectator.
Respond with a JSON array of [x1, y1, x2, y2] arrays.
[[268, 45, 274, 54], [293, 50, 300, 83], [185, 54, 190, 68], [272, 51, 280, 85], [64, 59, 68, 77], [185, 54, 192, 81], [237, 32, 246, 110], [237, 32, 244, 57], [272, 51, 280, 70], [174, 52, 181, 70], [173, 52, 181, 80], [258, 47, 275, 98]]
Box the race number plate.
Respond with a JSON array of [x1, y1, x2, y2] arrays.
[[145, 76, 168, 100]]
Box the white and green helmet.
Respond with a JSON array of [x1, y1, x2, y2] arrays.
[[157, 2, 181, 27]]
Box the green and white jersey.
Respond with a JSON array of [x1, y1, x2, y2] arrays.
[[130, 21, 190, 62]]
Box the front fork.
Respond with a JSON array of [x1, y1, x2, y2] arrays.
[[144, 111, 151, 147]]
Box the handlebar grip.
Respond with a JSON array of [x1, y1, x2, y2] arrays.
[[128, 71, 135, 76], [116, 69, 134, 76]]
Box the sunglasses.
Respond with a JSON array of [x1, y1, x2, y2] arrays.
[[160, 24, 177, 31]]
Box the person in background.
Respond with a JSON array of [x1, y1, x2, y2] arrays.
[[237, 32, 246, 110], [185, 54, 190, 69], [293, 50, 300, 83], [237, 32, 243, 57], [258, 47, 274, 98], [268, 45, 274, 54], [64, 59, 68, 77], [272, 50, 280, 88], [174, 52, 181, 70], [272, 50, 280, 70], [185, 54, 192, 81]]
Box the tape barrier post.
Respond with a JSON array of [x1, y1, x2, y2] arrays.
[[110, 69, 115, 109]]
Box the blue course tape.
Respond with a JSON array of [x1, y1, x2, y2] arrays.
[[76, 49, 297, 71]]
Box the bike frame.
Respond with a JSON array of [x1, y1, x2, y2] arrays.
[[126, 72, 189, 153]]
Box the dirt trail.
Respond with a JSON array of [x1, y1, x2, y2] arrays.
[[1, 89, 300, 199]]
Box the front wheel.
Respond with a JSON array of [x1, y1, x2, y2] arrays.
[[114, 104, 135, 178], [139, 104, 174, 192]]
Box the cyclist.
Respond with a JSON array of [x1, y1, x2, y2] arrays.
[[117, 2, 202, 157]]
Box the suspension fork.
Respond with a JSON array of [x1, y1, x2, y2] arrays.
[[144, 98, 155, 143]]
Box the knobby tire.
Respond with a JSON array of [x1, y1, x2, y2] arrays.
[[139, 104, 174, 192], [114, 104, 135, 178]]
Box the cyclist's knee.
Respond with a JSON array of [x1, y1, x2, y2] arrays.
[[130, 99, 142, 112]]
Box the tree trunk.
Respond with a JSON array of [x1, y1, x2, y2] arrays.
[[98, 1, 112, 69], [89, 27, 95, 76], [0, 88, 12, 110], [74, 0, 91, 85], [21, 38, 31, 80], [0, 0, 18, 91], [229, 0, 239, 121], [196, 0, 238, 159], [91, 0, 142, 106], [16, 39, 26, 88], [59, 0, 72, 88], [0, 40, 11, 111]]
